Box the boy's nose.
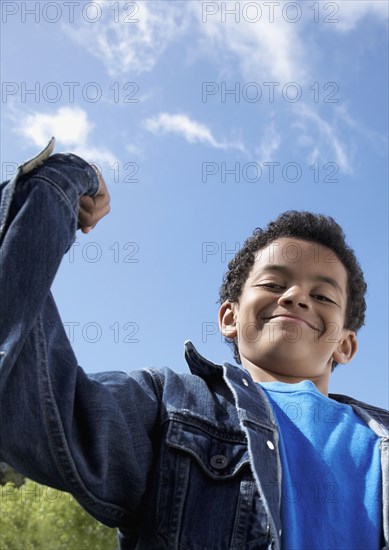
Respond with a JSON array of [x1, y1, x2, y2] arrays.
[[278, 286, 309, 309]]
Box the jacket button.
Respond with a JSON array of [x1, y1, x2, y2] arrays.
[[266, 440, 275, 450], [210, 455, 228, 469], [242, 378, 249, 386]]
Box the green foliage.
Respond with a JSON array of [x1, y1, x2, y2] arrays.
[[0, 479, 117, 549]]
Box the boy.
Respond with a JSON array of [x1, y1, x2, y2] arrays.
[[0, 140, 388, 549]]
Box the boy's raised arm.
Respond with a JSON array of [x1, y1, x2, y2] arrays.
[[0, 143, 161, 528]]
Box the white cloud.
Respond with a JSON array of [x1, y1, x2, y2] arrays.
[[14, 106, 117, 166], [295, 104, 352, 174], [189, 2, 307, 84], [57, 1, 384, 172], [21, 107, 91, 148], [336, 104, 388, 153], [61, 1, 386, 82], [255, 124, 281, 162], [62, 1, 189, 77], [70, 145, 117, 167], [126, 143, 143, 157], [62, 1, 306, 84], [144, 112, 245, 151], [332, 1, 388, 32]]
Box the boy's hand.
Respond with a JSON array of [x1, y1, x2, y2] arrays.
[[78, 166, 110, 234]]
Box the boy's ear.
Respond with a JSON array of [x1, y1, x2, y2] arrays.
[[332, 330, 358, 364], [218, 301, 238, 338]]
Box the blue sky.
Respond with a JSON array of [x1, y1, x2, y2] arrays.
[[1, 1, 388, 408]]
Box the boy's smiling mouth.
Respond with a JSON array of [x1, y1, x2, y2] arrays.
[[263, 314, 321, 331]]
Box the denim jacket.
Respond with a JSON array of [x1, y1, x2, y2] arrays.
[[1, 142, 388, 550]]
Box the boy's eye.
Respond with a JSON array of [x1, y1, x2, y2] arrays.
[[313, 294, 335, 304], [258, 283, 284, 289]]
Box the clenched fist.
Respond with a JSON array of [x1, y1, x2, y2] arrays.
[[78, 164, 110, 234]]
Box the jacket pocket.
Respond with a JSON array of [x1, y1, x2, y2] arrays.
[[155, 414, 269, 550]]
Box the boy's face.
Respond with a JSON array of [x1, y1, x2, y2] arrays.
[[219, 238, 357, 392]]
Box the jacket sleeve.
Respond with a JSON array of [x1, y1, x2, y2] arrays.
[[0, 149, 162, 528], [0, 318, 162, 527], [0, 298, 160, 527]]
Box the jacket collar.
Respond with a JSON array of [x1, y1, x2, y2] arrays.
[[183, 341, 389, 436], [184, 340, 226, 377], [184, 340, 278, 430]]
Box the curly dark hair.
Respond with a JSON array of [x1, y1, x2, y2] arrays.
[[218, 211, 367, 371]]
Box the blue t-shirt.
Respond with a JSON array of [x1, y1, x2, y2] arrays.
[[258, 380, 382, 549]]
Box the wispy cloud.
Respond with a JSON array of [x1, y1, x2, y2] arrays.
[[189, 2, 307, 84], [61, 1, 308, 84], [189, 3, 357, 171], [294, 104, 352, 174], [332, 1, 388, 32], [144, 113, 245, 151], [61, 1, 386, 81], [57, 1, 386, 171], [71, 145, 117, 167], [13, 106, 117, 166], [62, 1, 189, 77], [255, 124, 282, 162]]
